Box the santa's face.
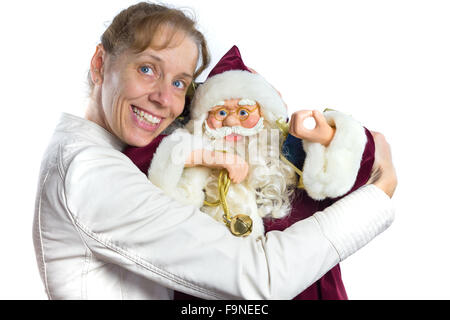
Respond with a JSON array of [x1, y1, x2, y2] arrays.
[[206, 99, 262, 142]]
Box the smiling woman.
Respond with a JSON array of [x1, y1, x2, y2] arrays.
[[85, 2, 209, 147], [87, 34, 198, 147], [32, 1, 396, 300]]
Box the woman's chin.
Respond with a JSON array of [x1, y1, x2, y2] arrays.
[[123, 127, 160, 147], [124, 115, 170, 147]]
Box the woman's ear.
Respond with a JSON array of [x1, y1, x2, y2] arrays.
[[90, 44, 105, 85]]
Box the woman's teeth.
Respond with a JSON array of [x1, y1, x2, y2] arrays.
[[132, 106, 161, 124]]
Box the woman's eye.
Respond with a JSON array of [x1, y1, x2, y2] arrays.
[[173, 80, 185, 89], [140, 66, 154, 75]]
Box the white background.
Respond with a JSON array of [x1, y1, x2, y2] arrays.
[[1, 0, 449, 299]]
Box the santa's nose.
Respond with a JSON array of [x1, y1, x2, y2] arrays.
[[223, 114, 241, 127]]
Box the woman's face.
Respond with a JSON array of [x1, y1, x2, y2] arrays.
[[97, 30, 198, 147]]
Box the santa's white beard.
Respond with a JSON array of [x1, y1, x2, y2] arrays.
[[203, 123, 297, 221]]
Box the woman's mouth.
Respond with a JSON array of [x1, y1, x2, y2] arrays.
[[131, 105, 163, 131], [132, 105, 162, 124]]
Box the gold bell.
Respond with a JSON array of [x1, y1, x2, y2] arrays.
[[227, 214, 253, 237]]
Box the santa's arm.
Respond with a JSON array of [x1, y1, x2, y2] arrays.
[[147, 129, 208, 195], [287, 110, 373, 200], [148, 129, 249, 206]]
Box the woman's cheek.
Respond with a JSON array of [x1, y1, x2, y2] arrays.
[[173, 97, 186, 117], [123, 78, 148, 98]]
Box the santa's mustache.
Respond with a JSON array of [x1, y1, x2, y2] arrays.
[[204, 117, 265, 139]]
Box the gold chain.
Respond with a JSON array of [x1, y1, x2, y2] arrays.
[[203, 170, 232, 223], [203, 169, 253, 237]]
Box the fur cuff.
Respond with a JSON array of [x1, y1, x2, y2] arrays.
[[175, 167, 211, 207], [302, 111, 367, 200], [148, 129, 206, 195]]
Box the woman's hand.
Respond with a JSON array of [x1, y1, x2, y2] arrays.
[[368, 131, 398, 198], [289, 110, 336, 146]]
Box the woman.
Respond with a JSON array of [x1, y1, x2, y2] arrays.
[[33, 2, 396, 300]]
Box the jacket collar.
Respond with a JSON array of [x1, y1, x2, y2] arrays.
[[57, 113, 126, 151]]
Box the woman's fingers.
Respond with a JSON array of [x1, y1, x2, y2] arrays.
[[369, 131, 398, 198]]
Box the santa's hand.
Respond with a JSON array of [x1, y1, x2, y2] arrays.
[[289, 110, 336, 146], [224, 154, 249, 184], [186, 150, 248, 183]]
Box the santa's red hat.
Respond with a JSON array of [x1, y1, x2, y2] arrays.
[[190, 46, 287, 123]]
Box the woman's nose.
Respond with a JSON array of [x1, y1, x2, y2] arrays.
[[148, 80, 171, 108]]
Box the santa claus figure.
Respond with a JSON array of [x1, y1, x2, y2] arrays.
[[123, 46, 375, 299]]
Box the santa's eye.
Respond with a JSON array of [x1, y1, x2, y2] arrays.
[[212, 108, 229, 121], [218, 110, 228, 117], [239, 109, 249, 117]]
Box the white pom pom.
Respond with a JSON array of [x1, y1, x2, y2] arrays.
[[303, 117, 316, 130]]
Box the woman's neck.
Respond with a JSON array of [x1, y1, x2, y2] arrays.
[[85, 94, 108, 132]]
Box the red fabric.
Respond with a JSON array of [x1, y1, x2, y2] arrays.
[[207, 46, 251, 78], [124, 135, 166, 174], [122, 129, 375, 300]]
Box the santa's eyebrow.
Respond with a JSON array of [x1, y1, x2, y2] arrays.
[[238, 99, 257, 106], [213, 101, 225, 107]]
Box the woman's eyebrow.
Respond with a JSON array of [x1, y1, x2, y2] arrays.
[[179, 72, 193, 80], [138, 52, 163, 62], [138, 53, 193, 79]]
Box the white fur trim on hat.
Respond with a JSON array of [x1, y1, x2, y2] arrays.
[[302, 110, 367, 200], [191, 70, 287, 123]]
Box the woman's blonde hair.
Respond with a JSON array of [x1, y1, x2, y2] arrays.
[[88, 1, 210, 90]]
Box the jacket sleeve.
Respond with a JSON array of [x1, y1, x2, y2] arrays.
[[63, 145, 394, 299]]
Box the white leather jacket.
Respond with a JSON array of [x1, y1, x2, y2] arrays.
[[32, 113, 395, 300]]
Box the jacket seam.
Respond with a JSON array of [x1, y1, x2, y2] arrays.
[[119, 267, 126, 299], [59, 144, 97, 300], [312, 215, 343, 261], [57, 144, 66, 180], [81, 248, 91, 299], [36, 169, 53, 300]]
